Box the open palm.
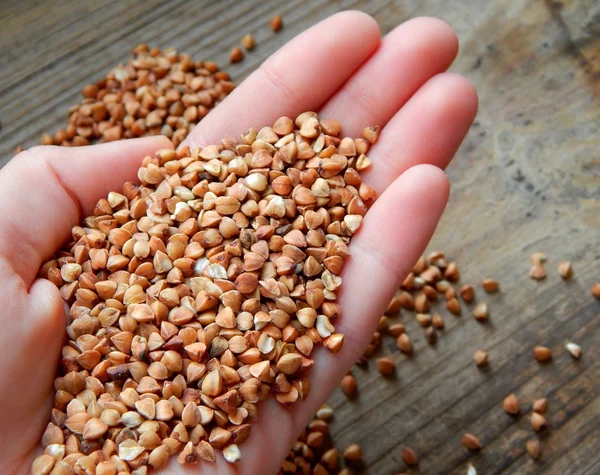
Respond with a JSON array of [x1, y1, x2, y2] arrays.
[[0, 11, 477, 474]]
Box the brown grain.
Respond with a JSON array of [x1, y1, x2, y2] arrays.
[[396, 333, 413, 354], [376, 357, 395, 376], [462, 433, 482, 450], [530, 252, 546, 265], [473, 302, 488, 322], [343, 443, 363, 461], [558, 261, 572, 279], [534, 346, 552, 362], [482, 279, 499, 293], [459, 284, 475, 303], [526, 439, 541, 459], [502, 394, 520, 415], [533, 398, 548, 414], [425, 326, 438, 344], [230, 47, 244, 63], [241, 33, 256, 50], [446, 297, 461, 315], [340, 374, 357, 397], [474, 349, 489, 367], [402, 447, 418, 466], [531, 412, 548, 431], [270, 15, 283, 32], [432, 313, 445, 330], [529, 264, 547, 280]]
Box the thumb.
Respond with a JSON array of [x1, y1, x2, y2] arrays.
[[0, 136, 172, 286], [0, 137, 172, 468], [0, 261, 66, 469]]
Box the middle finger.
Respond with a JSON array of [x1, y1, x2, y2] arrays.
[[319, 16, 459, 137]]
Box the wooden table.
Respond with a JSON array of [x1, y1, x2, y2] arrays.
[[1, 1, 598, 473]]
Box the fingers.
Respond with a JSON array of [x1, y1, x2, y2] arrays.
[[232, 166, 450, 475], [0, 136, 172, 285], [365, 72, 479, 192], [183, 11, 380, 148], [320, 17, 459, 137]]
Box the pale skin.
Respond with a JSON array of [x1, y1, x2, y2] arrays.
[[0, 12, 478, 475]]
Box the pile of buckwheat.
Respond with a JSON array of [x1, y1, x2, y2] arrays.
[[33, 112, 379, 474], [38, 45, 234, 149]]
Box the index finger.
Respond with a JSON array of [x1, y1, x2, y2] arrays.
[[182, 11, 380, 148]]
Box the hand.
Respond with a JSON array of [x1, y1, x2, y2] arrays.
[[0, 11, 477, 474]]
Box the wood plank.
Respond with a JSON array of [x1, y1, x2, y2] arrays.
[[0, 0, 598, 473]]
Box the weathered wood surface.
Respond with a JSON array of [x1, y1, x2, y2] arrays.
[[1, 0, 599, 473]]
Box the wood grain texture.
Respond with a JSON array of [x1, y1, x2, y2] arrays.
[[1, 0, 598, 473]]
